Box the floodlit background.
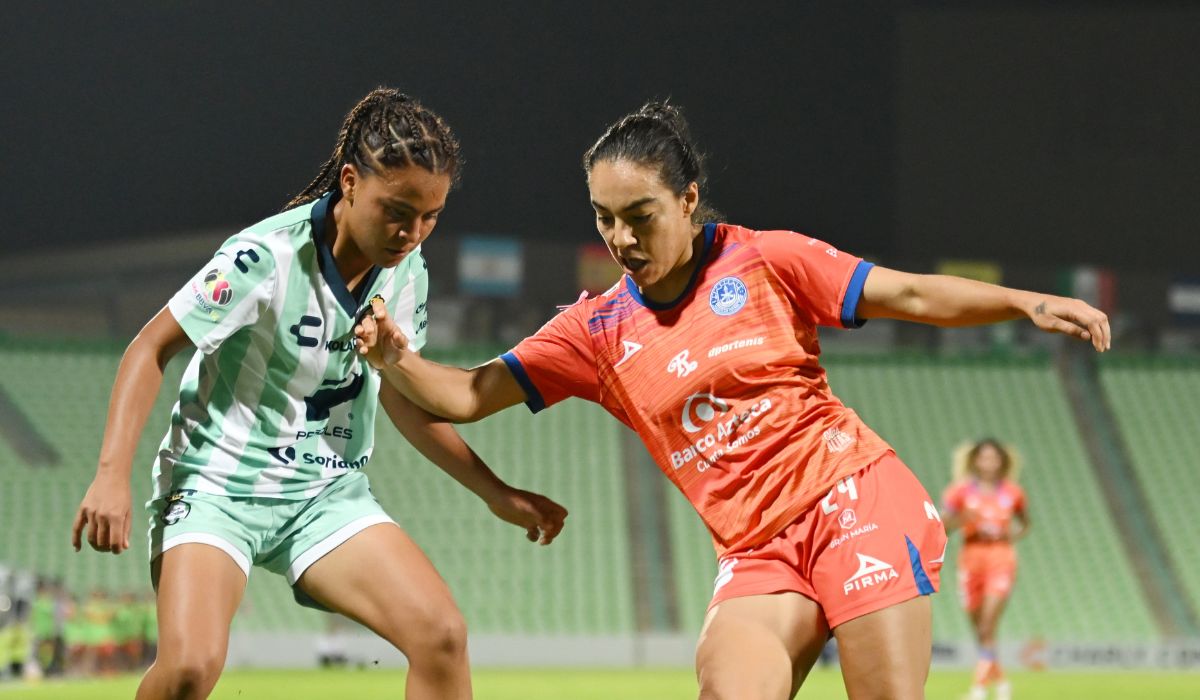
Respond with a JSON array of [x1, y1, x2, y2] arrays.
[[1, 2, 1198, 697]]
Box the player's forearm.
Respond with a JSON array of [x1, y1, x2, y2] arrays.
[[379, 355, 488, 423], [401, 418, 508, 503], [894, 275, 1039, 327], [94, 338, 169, 480]]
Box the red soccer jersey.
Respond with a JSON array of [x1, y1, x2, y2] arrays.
[[942, 479, 1027, 542], [502, 223, 893, 554]]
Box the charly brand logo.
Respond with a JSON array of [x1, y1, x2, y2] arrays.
[[667, 350, 698, 378], [203, 269, 233, 306], [709, 276, 748, 316], [290, 316, 322, 348]]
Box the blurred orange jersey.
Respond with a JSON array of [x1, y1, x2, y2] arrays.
[[502, 223, 892, 554], [942, 479, 1026, 542]]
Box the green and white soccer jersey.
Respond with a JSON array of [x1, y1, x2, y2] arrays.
[[155, 191, 427, 500]]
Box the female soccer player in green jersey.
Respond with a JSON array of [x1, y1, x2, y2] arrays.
[[71, 88, 567, 700]]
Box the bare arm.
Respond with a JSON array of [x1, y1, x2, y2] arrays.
[[382, 356, 526, 423], [858, 266, 1110, 352], [72, 307, 193, 554], [942, 510, 964, 535], [1010, 510, 1031, 543], [378, 381, 567, 544], [353, 297, 527, 422]]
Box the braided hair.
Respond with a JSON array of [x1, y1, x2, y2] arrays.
[[285, 87, 462, 210], [582, 101, 723, 223]]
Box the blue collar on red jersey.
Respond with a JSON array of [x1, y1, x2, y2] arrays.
[[624, 222, 717, 311]]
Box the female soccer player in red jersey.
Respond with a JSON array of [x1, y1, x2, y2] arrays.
[[355, 102, 1108, 699], [943, 439, 1029, 700]]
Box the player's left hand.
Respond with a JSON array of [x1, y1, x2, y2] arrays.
[[486, 487, 569, 546], [1027, 295, 1111, 352], [354, 296, 411, 368]]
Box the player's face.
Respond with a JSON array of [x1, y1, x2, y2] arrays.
[[973, 444, 1005, 482], [588, 159, 700, 301], [342, 164, 451, 268]]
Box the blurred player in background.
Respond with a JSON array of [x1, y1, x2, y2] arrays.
[[82, 590, 117, 675], [70, 87, 566, 700], [354, 101, 1109, 699], [114, 591, 146, 671], [943, 439, 1029, 700], [31, 578, 63, 677]]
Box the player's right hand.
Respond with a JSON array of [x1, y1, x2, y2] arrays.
[[354, 296, 412, 369], [72, 473, 132, 555]]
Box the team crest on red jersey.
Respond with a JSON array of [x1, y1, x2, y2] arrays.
[[709, 276, 748, 316]]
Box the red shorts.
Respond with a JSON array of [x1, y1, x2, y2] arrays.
[[957, 542, 1017, 611], [708, 452, 948, 629]]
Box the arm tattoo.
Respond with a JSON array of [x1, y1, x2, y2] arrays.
[[1034, 302, 1047, 315]]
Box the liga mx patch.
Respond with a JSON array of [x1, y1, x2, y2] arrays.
[[203, 268, 233, 306], [709, 276, 748, 316]]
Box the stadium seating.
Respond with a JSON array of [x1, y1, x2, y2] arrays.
[[1099, 356, 1200, 618], [0, 344, 1170, 641]]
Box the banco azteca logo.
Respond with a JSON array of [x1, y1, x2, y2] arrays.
[[681, 392, 730, 433], [203, 268, 233, 306]]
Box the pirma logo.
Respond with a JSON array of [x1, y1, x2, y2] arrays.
[[681, 392, 730, 433], [709, 277, 748, 316], [843, 553, 899, 595], [203, 269, 233, 306]]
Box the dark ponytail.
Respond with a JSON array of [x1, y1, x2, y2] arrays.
[[583, 101, 722, 223], [285, 87, 462, 210]]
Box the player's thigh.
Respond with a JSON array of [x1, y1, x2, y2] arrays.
[[834, 595, 931, 700], [295, 523, 464, 651], [696, 592, 828, 700], [151, 543, 247, 662]]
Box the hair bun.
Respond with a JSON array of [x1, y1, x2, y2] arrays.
[[636, 101, 689, 137]]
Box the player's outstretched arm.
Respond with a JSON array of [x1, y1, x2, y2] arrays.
[[355, 297, 527, 422], [379, 382, 567, 545], [72, 307, 194, 555], [857, 266, 1110, 352]]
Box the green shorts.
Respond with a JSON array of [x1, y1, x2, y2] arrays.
[[147, 471, 394, 609]]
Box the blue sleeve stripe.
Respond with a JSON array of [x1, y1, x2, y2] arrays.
[[906, 535, 936, 596], [840, 261, 875, 329], [499, 351, 546, 414]]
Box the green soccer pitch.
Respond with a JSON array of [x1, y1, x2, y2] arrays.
[[2, 668, 1198, 699]]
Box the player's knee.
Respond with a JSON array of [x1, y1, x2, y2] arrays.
[[696, 661, 761, 700], [157, 647, 225, 695], [697, 681, 738, 700], [407, 607, 468, 665]]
